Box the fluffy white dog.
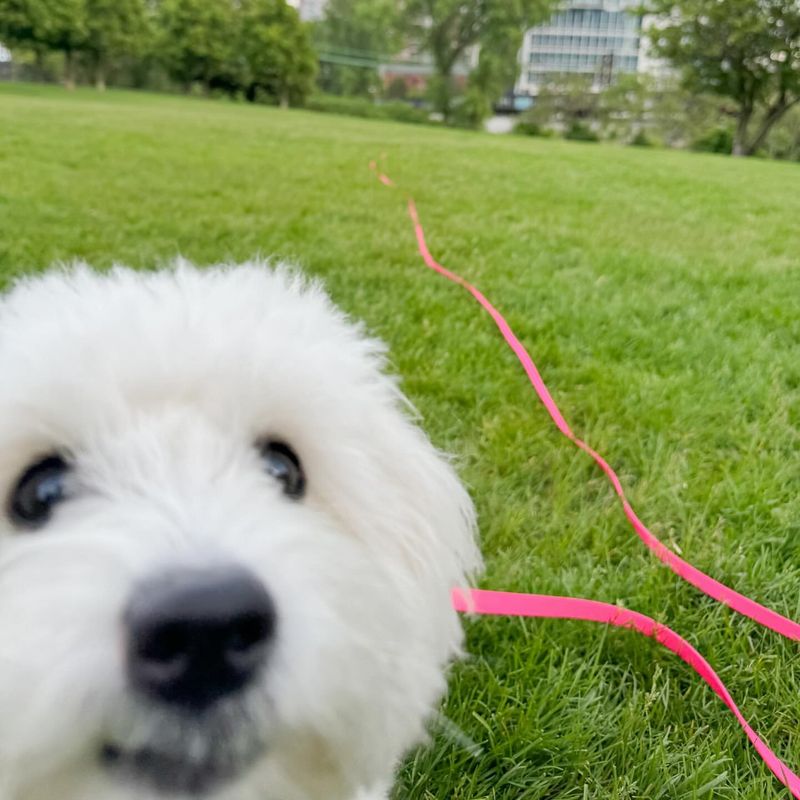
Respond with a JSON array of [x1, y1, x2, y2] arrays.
[[0, 261, 481, 800]]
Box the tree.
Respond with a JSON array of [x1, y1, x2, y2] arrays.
[[596, 73, 651, 140], [646, 79, 730, 148], [156, 0, 240, 93], [402, 0, 556, 120], [0, 0, 39, 52], [643, 0, 800, 155], [760, 103, 800, 159], [0, 0, 88, 88], [239, 0, 317, 106], [314, 0, 402, 97], [524, 74, 599, 131], [401, 0, 482, 120], [469, 0, 552, 106], [84, 0, 150, 90]]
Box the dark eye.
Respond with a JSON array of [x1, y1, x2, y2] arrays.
[[258, 440, 305, 499], [8, 454, 72, 529]]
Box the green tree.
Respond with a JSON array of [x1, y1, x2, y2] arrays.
[[402, 0, 555, 121], [646, 79, 730, 148], [760, 103, 800, 159], [402, 0, 482, 120], [643, 0, 800, 155], [0, 0, 88, 87], [0, 0, 39, 51], [524, 74, 598, 131], [156, 0, 240, 93], [84, 0, 150, 90], [315, 0, 402, 97], [596, 73, 650, 140], [239, 0, 317, 106], [469, 0, 553, 108]]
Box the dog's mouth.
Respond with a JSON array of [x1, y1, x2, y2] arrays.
[[100, 711, 267, 795], [98, 687, 272, 794], [100, 741, 249, 795]]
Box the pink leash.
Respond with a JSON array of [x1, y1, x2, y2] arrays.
[[370, 160, 800, 795]]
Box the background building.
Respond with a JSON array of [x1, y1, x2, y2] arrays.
[[379, 43, 478, 96], [0, 43, 11, 81], [516, 0, 651, 97], [286, 0, 328, 22]]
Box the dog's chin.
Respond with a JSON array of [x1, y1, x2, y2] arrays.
[[99, 699, 269, 796], [100, 740, 262, 796]]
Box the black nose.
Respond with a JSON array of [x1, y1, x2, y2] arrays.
[[125, 566, 276, 711]]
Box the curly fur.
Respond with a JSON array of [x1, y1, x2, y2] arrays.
[[0, 261, 481, 800]]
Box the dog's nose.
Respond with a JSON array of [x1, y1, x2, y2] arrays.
[[125, 565, 276, 710]]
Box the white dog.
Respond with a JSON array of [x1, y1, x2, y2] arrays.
[[0, 261, 481, 800]]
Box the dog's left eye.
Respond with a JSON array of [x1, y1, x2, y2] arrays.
[[258, 440, 305, 499], [8, 454, 72, 529]]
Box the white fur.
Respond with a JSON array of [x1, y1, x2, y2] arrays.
[[0, 261, 481, 800]]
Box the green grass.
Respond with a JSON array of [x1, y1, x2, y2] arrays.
[[2, 83, 800, 799]]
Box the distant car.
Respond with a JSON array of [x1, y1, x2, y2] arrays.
[[494, 92, 535, 114]]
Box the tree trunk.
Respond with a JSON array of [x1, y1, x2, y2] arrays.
[[63, 49, 76, 90], [34, 48, 46, 74], [95, 60, 106, 91], [731, 107, 751, 156], [439, 80, 452, 121], [744, 99, 798, 156], [431, 66, 454, 122], [431, 40, 461, 122]]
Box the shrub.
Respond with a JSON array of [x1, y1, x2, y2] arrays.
[[691, 126, 733, 154], [305, 93, 430, 125], [630, 130, 654, 147], [564, 121, 599, 142], [515, 120, 542, 136], [305, 94, 376, 117], [450, 87, 491, 129], [377, 100, 429, 124]]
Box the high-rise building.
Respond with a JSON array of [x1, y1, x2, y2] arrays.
[[516, 0, 651, 97], [286, 0, 328, 22]]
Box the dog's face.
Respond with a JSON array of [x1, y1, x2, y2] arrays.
[[0, 263, 479, 800]]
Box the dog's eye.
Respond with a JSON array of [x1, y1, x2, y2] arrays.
[[258, 440, 305, 499], [8, 454, 72, 528]]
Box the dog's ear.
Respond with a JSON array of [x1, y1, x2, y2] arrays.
[[389, 418, 481, 590], [344, 379, 482, 600]]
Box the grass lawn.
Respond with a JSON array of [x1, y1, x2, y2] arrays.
[[2, 83, 800, 799]]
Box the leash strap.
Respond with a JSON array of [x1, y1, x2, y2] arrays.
[[453, 589, 800, 795], [370, 160, 800, 795], [371, 159, 800, 642]]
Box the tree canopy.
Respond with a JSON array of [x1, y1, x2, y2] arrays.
[[402, 0, 556, 119], [644, 0, 800, 155], [314, 0, 402, 97], [84, 0, 150, 89], [156, 0, 240, 92], [239, 0, 317, 106], [0, 0, 89, 86], [0, 0, 316, 104]]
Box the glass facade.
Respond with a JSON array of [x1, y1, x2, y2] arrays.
[[517, 0, 643, 95]]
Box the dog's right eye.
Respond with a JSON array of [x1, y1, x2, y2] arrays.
[[8, 454, 72, 529], [257, 440, 305, 499]]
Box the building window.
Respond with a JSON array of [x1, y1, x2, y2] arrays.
[[520, 1, 645, 91]]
